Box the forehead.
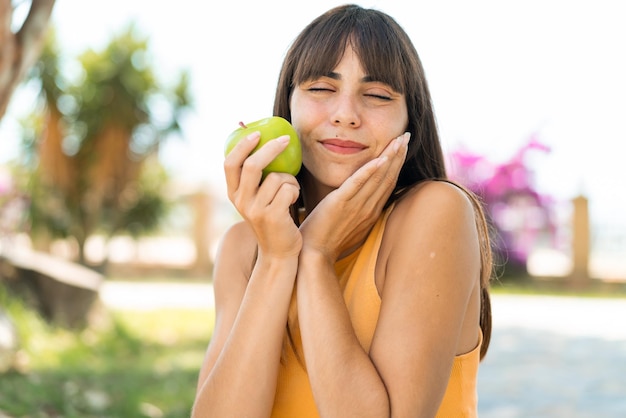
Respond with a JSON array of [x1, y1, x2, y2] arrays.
[[295, 38, 404, 93], [329, 46, 366, 75]]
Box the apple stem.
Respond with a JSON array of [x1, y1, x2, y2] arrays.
[[239, 121, 248, 129]]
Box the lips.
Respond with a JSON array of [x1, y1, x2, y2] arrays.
[[320, 139, 366, 155]]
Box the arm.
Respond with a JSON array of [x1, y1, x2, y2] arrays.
[[369, 181, 481, 417], [297, 180, 481, 417], [297, 249, 390, 417], [192, 222, 298, 417], [192, 131, 302, 417]]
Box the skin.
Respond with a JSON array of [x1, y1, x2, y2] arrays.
[[192, 45, 481, 418]]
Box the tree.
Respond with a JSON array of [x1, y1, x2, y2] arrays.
[[0, 0, 56, 121], [17, 26, 192, 265]]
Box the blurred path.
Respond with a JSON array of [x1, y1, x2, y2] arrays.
[[100, 283, 626, 417], [100, 281, 214, 310], [480, 295, 626, 417]]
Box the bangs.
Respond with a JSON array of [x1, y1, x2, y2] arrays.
[[291, 7, 408, 94]]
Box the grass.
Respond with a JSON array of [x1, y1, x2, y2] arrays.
[[0, 286, 214, 418], [1, 274, 624, 417]]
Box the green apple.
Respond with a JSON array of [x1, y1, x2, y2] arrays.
[[224, 116, 302, 177]]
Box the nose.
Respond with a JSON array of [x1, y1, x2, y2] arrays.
[[331, 94, 360, 128]]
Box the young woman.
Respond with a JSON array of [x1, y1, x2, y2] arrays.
[[192, 4, 493, 417]]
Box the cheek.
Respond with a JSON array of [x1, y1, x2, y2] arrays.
[[394, 104, 410, 133], [290, 94, 321, 142], [373, 113, 408, 150], [385, 110, 409, 143], [289, 112, 307, 148], [289, 94, 307, 136]]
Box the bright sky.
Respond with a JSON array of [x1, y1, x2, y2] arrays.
[[2, 0, 625, 229]]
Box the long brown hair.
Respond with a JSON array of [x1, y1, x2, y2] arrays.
[[274, 4, 493, 359]]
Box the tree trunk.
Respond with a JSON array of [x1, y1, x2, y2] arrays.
[[0, 0, 56, 121]]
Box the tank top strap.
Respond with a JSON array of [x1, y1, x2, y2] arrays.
[[342, 203, 395, 310]]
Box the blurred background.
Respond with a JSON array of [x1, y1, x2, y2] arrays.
[[0, 1, 625, 417]]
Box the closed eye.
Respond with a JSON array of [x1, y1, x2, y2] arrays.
[[365, 93, 392, 101]]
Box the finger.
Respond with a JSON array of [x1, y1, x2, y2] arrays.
[[255, 172, 300, 208], [240, 135, 290, 182], [380, 132, 410, 184], [270, 180, 301, 211], [341, 132, 409, 197], [365, 132, 410, 194], [381, 131, 411, 161], [233, 135, 292, 205], [244, 174, 299, 227], [338, 156, 386, 201], [232, 172, 291, 212], [224, 131, 261, 195], [349, 132, 408, 194]]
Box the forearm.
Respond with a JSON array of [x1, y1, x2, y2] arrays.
[[193, 255, 298, 418], [297, 249, 389, 417]]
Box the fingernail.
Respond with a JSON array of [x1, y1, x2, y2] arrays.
[[393, 136, 403, 152], [376, 155, 388, 167], [394, 132, 409, 152], [276, 135, 290, 144], [247, 131, 261, 141]]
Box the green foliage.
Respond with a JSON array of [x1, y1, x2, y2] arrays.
[[0, 283, 46, 349], [16, 25, 192, 262], [0, 283, 212, 417]]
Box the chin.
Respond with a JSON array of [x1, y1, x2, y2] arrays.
[[301, 166, 349, 190], [320, 170, 354, 189]]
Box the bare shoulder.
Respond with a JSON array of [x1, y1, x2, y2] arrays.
[[213, 220, 258, 287], [220, 220, 257, 250], [389, 180, 477, 231], [378, 180, 481, 286]]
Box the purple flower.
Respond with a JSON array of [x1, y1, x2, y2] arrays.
[[448, 134, 554, 271]]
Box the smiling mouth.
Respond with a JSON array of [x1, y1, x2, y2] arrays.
[[320, 139, 366, 155]]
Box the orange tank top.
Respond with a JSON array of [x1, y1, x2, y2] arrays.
[[271, 206, 482, 417]]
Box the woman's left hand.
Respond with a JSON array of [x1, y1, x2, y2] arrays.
[[300, 132, 410, 261]]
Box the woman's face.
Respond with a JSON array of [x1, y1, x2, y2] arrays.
[[290, 45, 409, 191]]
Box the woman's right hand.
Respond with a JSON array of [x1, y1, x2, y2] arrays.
[[224, 131, 302, 258], [194, 133, 302, 418]]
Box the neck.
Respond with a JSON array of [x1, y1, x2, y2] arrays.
[[299, 169, 336, 215]]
